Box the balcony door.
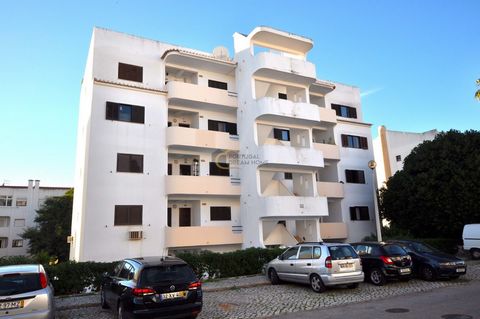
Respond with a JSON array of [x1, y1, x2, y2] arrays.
[[180, 165, 191, 176], [179, 208, 191, 227]]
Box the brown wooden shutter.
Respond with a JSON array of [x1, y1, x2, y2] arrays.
[[341, 134, 348, 147], [360, 137, 368, 149], [350, 107, 357, 119]]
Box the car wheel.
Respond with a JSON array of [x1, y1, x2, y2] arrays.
[[420, 265, 435, 281], [369, 268, 386, 286], [346, 283, 359, 289], [471, 248, 480, 260], [268, 268, 281, 285], [310, 274, 326, 293], [100, 288, 109, 309]]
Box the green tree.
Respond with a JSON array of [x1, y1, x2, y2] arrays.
[[380, 130, 480, 239], [22, 189, 73, 261], [476, 79, 480, 101]]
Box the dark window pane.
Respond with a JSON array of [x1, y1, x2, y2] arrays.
[[284, 173, 293, 180], [179, 208, 191, 227], [129, 206, 143, 225], [209, 162, 230, 176], [349, 206, 369, 221], [118, 63, 143, 82], [345, 170, 365, 184], [383, 245, 407, 256], [331, 104, 357, 119], [208, 120, 237, 135], [208, 79, 228, 90], [273, 128, 290, 141], [117, 154, 130, 172], [210, 207, 231, 221], [131, 105, 145, 123], [0, 273, 42, 296], [114, 205, 142, 226], [278, 93, 287, 100], [167, 164, 172, 175], [114, 206, 129, 225], [328, 246, 359, 260], [167, 208, 172, 227], [129, 155, 143, 173], [140, 265, 196, 285], [341, 134, 367, 150], [106, 102, 144, 124], [118, 104, 132, 121]]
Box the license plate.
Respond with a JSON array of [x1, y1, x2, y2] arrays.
[[456, 268, 466, 273], [161, 291, 187, 300], [400, 268, 411, 273], [0, 300, 23, 310], [339, 263, 354, 269]]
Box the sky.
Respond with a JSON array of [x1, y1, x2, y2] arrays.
[[0, 0, 479, 187]]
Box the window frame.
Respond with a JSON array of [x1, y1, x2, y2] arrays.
[[0, 195, 13, 207], [210, 206, 232, 221], [106, 102, 145, 124], [273, 128, 290, 141], [118, 62, 143, 83], [117, 153, 144, 173], [331, 104, 357, 119], [208, 79, 228, 90], [209, 162, 230, 176], [345, 169, 366, 184], [349, 206, 370, 221], [114, 205, 143, 226], [341, 134, 368, 150]]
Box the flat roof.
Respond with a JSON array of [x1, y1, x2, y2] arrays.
[[247, 26, 313, 54]]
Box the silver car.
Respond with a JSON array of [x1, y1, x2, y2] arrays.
[[0, 264, 54, 318], [266, 242, 364, 292]]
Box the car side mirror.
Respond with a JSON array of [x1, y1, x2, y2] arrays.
[[278, 255, 284, 261]]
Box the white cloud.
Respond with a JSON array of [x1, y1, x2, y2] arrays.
[[360, 87, 384, 98]]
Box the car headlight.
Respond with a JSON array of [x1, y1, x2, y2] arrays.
[[439, 262, 456, 266]]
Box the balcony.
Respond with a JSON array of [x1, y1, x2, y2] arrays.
[[313, 143, 340, 161], [258, 196, 328, 218], [258, 144, 324, 168], [166, 81, 237, 109], [166, 126, 239, 151], [318, 107, 337, 124], [166, 176, 240, 196], [165, 226, 243, 248], [255, 97, 320, 123], [317, 182, 344, 199], [252, 52, 316, 85], [320, 222, 348, 239]]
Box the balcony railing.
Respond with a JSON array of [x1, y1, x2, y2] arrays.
[[317, 182, 344, 198], [320, 222, 348, 239], [165, 226, 243, 247], [166, 81, 237, 108], [255, 96, 320, 122], [252, 52, 316, 84], [258, 144, 324, 167], [313, 143, 340, 161], [166, 126, 239, 151], [258, 196, 328, 218], [165, 175, 240, 196]]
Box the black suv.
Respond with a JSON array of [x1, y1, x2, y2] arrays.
[[101, 256, 202, 319], [351, 242, 412, 285], [388, 240, 467, 280]]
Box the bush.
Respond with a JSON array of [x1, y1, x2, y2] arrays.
[[176, 247, 283, 279]]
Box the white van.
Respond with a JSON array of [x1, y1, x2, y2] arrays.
[[463, 224, 480, 259]]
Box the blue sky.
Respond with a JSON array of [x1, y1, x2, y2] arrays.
[[0, 0, 479, 186]]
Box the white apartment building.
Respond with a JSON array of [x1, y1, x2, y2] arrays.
[[0, 180, 70, 257], [70, 26, 377, 262], [373, 126, 438, 186]]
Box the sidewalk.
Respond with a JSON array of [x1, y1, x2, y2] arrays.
[[55, 274, 269, 310]]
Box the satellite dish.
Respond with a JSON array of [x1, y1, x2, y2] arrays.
[[213, 46, 230, 60], [368, 160, 377, 170]]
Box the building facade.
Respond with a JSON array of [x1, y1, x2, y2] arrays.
[[373, 126, 438, 186], [70, 27, 377, 262], [0, 180, 70, 257]]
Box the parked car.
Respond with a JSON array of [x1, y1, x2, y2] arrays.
[[101, 256, 202, 319], [0, 264, 54, 319], [463, 224, 480, 260], [388, 240, 467, 280], [265, 242, 364, 293], [351, 242, 412, 285]]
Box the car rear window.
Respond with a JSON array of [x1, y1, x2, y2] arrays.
[[383, 244, 407, 256], [328, 246, 359, 260], [140, 265, 196, 285], [0, 273, 42, 296]]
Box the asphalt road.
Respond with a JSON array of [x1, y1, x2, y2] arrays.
[[272, 281, 480, 319]]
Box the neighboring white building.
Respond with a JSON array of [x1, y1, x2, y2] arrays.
[[70, 26, 377, 262], [373, 126, 438, 186], [0, 180, 70, 257]]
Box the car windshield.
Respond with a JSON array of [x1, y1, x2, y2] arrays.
[[328, 246, 358, 260], [0, 273, 42, 296], [383, 245, 407, 256], [140, 265, 196, 285], [411, 242, 438, 253]]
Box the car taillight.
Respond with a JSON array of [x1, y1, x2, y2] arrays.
[[325, 256, 332, 269], [381, 256, 394, 265], [188, 281, 202, 290], [132, 288, 155, 296], [39, 272, 48, 289]]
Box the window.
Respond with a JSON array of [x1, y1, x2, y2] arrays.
[[278, 93, 287, 100], [167, 163, 172, 176], [208, 120, 237, 135], [140, 264, 196, 285], [345, 170, 366, 184], [313, 246, 322, 259], [0, 196, 12, 207], [350, 206, 370, 221], [209, 162, 230, 176], [273, 128, 290, 141], [12, 239, 23, 248], [0, 217, 9, 227], [117, 153, 144, 173], [106, 102, 145, 124], [118, 62, 143, 82], [328, 245, 359, 260], [210, 207, 231, 221], [167, 121, 172, 127], [282, 247, 299, 260], [15, 198, 27, 207], [167, 208, 171, 227], [396, 155, 402, 162], [284, 173, 293, 180], [14, 219, 25, 227], [298, 246, 313, 259], [114, 205, 143, 226], [331, 104, 357, 119], [0, 238, 7, 249], [341, 134, 368, 149], [178, 123, 190, 128], [118, 262, 135, 280], [208, 79, 228, 90]]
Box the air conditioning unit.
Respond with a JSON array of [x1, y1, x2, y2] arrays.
[[128, 231, 143, 240]]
